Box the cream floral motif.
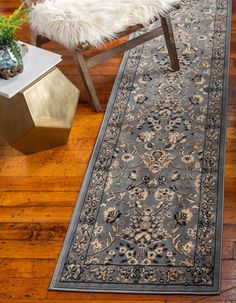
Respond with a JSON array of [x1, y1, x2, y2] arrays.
[[121, 153, 134, 162], [154, 187, 175, 201], [137, 131, 155, 142], [58, 0, 228, 290], [140, 150, 176, 174], [129, 187, 148, 200]]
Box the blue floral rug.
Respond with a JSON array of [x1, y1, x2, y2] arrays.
[[50, 0, 231, 294]]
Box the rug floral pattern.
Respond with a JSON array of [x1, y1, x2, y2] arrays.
[[52, 0, 229, 293]]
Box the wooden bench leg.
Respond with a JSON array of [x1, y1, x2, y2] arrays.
[[160, 15, 180, 71], [73, 51, 102, 113], [30, 31, 50, 48], [30, 31, 38, 46]]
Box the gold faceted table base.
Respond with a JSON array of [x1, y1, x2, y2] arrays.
[[0, 68, 80, 154]]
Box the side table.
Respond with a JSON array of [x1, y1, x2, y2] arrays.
[[0, 44, 79, 154]]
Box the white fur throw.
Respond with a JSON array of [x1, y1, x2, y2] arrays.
[[30, 0, 179, 49]]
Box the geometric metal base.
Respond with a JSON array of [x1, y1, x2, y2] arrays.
[[0, 68, 80, 154]]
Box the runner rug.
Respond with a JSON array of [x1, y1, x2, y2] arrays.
[[50, 0, 231, 294]]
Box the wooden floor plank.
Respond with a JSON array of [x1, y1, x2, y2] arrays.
[[0, 259, 55, 278], [0, 241, 62, 259], [0, 176, 83, 191], [0, 1, 235, 302], [0, 278, 49, 300], [0, 207, 73, 222], [0, 192, 77, 207], [0, 223, 68, 241], [0, 301, 165, 303]]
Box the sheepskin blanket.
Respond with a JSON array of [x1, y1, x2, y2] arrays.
[[30, 0, 179, 49]]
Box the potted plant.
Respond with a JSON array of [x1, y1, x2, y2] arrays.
[[0, 3, 30, 79]]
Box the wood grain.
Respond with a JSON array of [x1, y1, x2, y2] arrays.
[[0, 1, 235, 302]]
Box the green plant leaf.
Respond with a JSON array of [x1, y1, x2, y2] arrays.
[[0, 2, 31, 64]]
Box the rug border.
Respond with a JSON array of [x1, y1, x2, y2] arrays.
[[49, 42, 134, 291], [216, 0, 232, 295], [50, 0, 232, 294]]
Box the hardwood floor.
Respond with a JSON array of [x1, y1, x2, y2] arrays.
[[0, 1, 236, 302]]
